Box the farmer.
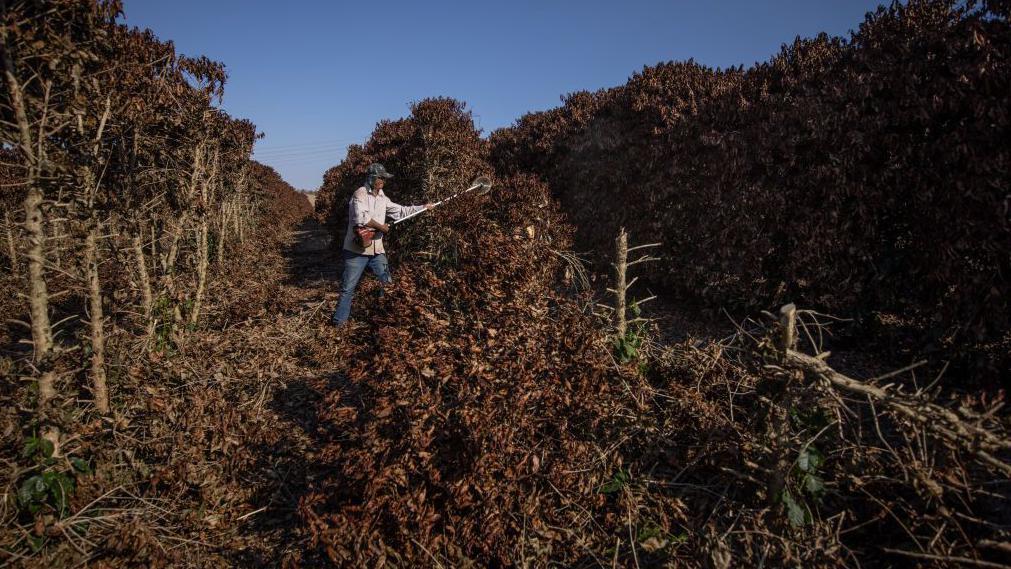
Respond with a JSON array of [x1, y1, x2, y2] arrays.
[[331, 163, 432, 326]]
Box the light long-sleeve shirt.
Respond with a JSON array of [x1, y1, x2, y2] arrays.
[[343, 185, 426, 255]]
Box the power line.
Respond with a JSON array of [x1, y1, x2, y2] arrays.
[[253, 144, 350, 159], [254, 141, 349, 153], [255, 152, 347, 164], [256, 147, 348, 160], [258, 154, 345, 166], [253, 138, 357, 151]]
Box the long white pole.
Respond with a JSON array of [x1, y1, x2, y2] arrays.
[[393, 181, 485, 225]]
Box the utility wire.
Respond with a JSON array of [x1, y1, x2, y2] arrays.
[[254, 144, 349, 155], [253, 138, 356, 151], [254, 144, 349, 157], [255, 149, 348, 162], [259, 158, 344, 169], [258, 149, 348, 162]]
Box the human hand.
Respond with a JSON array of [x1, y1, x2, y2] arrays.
[[424, 203, 435, 210]]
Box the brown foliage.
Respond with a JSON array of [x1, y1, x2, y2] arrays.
[[0, 1, 311, 565], [251, 161, 313, 227], [307, 119, 630, 562], [490, 0, 1011, 378], [315, 97, 491, 258], [3, 1, 1008, 567]]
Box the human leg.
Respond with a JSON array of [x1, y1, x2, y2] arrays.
[[332, 251, 370, 324], [366, 253, 392, 299], [367, 253, 392, 291]]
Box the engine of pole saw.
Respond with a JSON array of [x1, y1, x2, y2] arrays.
[[354, 225, 380, 248]]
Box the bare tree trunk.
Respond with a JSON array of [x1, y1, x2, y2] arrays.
[[236, 202, 245, 245], [4, 210, 17, 276], [146, 216, 159, 341], [150, 218, 158, 270], [163, 211, 189, 277], [191, 220, 209, 325], [3, 21, 59, 451], [779, 303, 797, 354], [216, 203, 227, 265], [614, 228, 628, 340], [51, 218, 62, 268], [23, 189, 54, 398], [163, 143, 204, 277], [765, 303, 797, 507], [132, 229, 153, 318], [84, 223, 109, 414], [232, 198, 241, 239], [190, 147, 218, 326], [219, 171, 246, 263], [24, 188, 60, 452]]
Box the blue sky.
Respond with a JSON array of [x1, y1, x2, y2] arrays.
[[121, 1, 887, 190]]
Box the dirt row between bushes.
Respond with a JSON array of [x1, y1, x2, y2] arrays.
[[222, 220, 344, 566]]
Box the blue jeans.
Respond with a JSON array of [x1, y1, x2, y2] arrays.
[[332, 250, 391, 325]]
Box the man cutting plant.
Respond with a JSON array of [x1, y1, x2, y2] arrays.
[[332, 163, 432, 326]]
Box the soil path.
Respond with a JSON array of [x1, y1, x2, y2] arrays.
[[287, 219, 339, 283], [222, 219, 345, 565]]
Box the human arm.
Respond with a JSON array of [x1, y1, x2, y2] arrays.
[[350, 188, 390, 233], [365, 218, 390, 234], [386, 200, 434, 223], [350, 188, 372, 226]]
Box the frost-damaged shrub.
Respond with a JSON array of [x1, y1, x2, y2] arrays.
[[250, 161, 313, 227], [298, 165, 1011, 566], [301, 174, 647, 565], [314, 97, 491, 263], [490, 0, 1011, 378], [307, 100, 630, 564], [0, 2, 314, 563], [304, 109, 679, 563]]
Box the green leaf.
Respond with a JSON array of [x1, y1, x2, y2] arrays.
[[790, 406, 830, 431], [782, 489, 807, 528], [797, 446, 824, 473], [21, 437, 39, 458], [18, 475, 45, 506], [70, 457, 92, 475], [27, 534, 46, 553], [599, 469, 629, 494], [39, 438, 55, 459], [637, 521, 662, 541], [803, 474, 825, 497], [630, 330, 643, 348], [43, 471, 74, 517]]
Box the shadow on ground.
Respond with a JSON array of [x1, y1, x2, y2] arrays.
[[221, 219, 351, 566], [283, 218, 340, 286]]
